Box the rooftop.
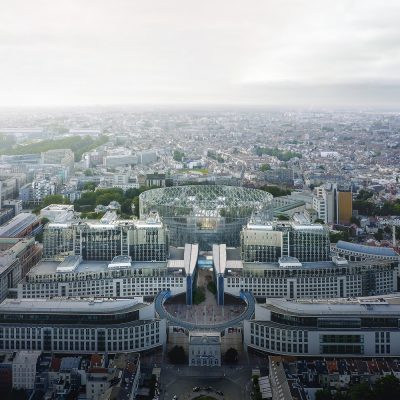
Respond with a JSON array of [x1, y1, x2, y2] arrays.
[[0, 297, 146, 314], [0, 213, 39, 237], [27, 259, 169, 278], [12, 351, 41, 365], [335, 240, 399, 257], [260, 294, 400, 317]]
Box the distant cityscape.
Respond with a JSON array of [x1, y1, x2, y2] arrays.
[[0, 109, 399, 400]]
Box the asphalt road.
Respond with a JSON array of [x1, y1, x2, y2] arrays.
[[160, 365, 252, 400]]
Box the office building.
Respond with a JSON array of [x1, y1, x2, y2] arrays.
[[31, 179, 57, 204], [0, 213, 41, 238], [241, 220, 330, 263], [0, 297, 166, 354], [244, 295, 400, 357], [41, 149, 74, 171], [18, 244, 196, 299], [43, 212, 168, 261], [312, 183, 352, 225], [0, 237, 42, 302]]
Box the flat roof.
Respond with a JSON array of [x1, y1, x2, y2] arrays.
[[260, 295, 400, 317], [0, 297, 146, 314], [335, 241, 399, 257], [28, 259, 168, 277], [240, 258, 388, 272], [0, 213, 39, 237]]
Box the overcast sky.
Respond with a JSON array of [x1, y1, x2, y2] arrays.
[[1, 0, 399, 108]]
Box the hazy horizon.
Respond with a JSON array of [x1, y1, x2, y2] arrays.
[[1, 0, 400, 108]]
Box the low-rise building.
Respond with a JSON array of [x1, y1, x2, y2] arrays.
[[12, 351, 41, 390], [189, 332, 221, 367]]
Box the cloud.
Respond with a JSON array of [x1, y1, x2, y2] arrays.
[[0, 0, 399, 107]]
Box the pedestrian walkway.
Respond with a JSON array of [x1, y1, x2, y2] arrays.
[[155, 290, 256, 331]]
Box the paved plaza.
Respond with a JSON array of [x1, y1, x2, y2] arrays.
[[164, 269, 246, 325], [164, 302, 245, 325]]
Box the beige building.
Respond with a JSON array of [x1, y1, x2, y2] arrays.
[[12, 351, 41, 390], [189, 332, 221, 367]]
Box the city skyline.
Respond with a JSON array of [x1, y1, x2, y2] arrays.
[[1, 0, 400, 108]]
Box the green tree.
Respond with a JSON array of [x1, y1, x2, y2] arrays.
[[348, 382, 373, 400], [353, 200, 377, 216], [74, 191, 97, 211], [224, 348, 239, 363], [173, 149, 184, 162], [315, 389, 333, 400], [42, 194, 69, 207], [260, 163, 271, 172], [374, 228, 384, 241], [207, 281, 217, 294], [121, 199, 134, 215], [373, 375, 400, 399], [356, 189, 373, 201], [329, 230, 349, 243], [168, 346, 186, 364], [277, 214, 289, 221], [259, 185, 291, 197], [349, 216, 361, 227], [193, 287, 205, 304], [83, 182, 97, 191]]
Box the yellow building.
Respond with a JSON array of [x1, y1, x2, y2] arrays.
[[337, 190, 352, 225]]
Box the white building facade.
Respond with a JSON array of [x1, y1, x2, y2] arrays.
[[244, 295, 400, 357], [0, 298, 166, 354]]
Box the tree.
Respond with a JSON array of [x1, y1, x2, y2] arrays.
[[349, 216, 361, 227], [224, 348, 239, 363], [277, 214, 289, 221], [168, 346, 186, 364], [348, 382, 373, 400], [121, 199, 134, 215], [260, 163, 271, 172], [259, 185, 291, 197], [330, 230, 349, 243], [173, 150, 184, 162], [314, 219, 325, 224], [373, 375, 400, 399], [374, 229, 384, 241], [193, 287, 205, 304], [353, 200, 378, 216], [83, 182, 97, 191], [42, 194, 69, 207], [207, 281, 217, 295], [315, 389, 333, 400], [356, 189, 374, 201]]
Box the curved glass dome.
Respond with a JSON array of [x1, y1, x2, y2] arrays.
[[139, 185, 273, 250]]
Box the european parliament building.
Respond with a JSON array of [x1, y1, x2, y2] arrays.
[[43, 211, 168, 262], [22, 209, 398, 304], [0, 297, 166, 354], [244, 295, 400, 357], [8, 191, 400, 359]]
